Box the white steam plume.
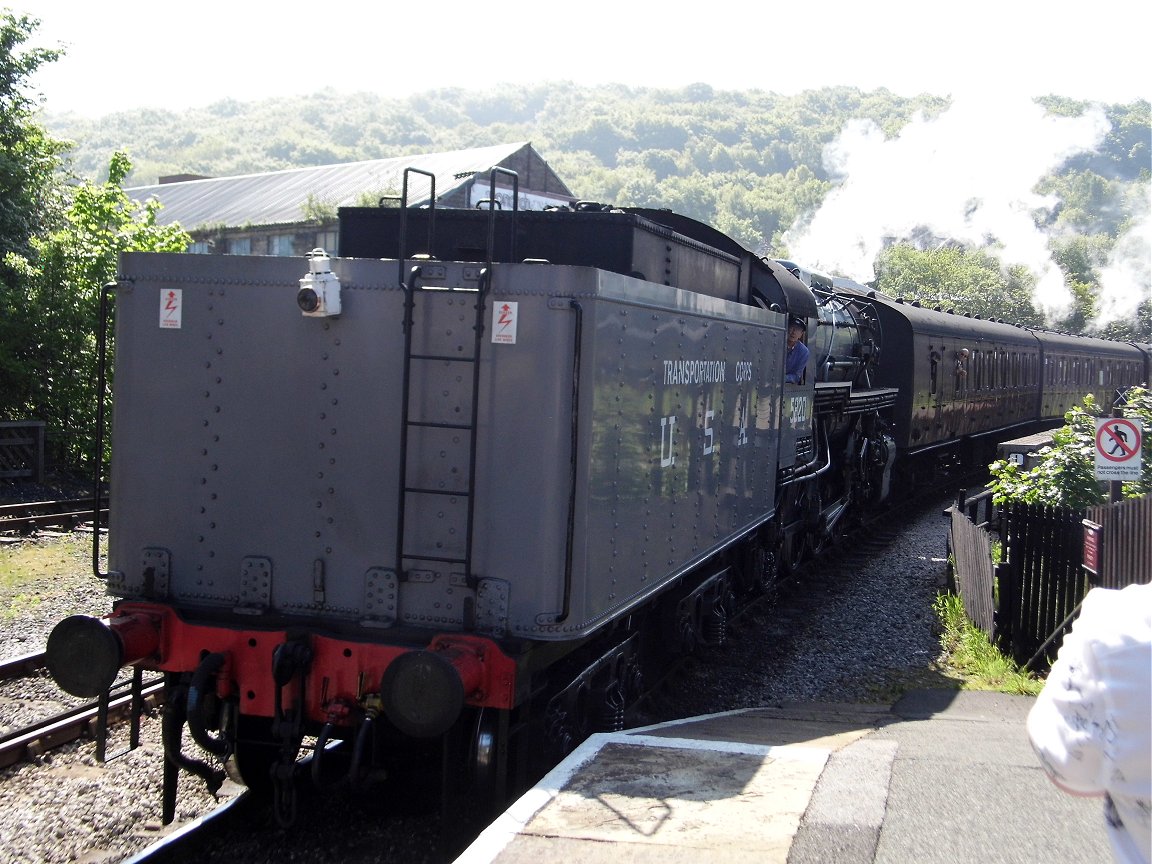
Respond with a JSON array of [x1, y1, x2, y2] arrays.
[[783, 94, 1112, 323], [1095, 192, 1151, 329]]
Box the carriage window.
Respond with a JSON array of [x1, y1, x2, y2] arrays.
[[929, 350, 940, 396], [954, 349, 969, 396]]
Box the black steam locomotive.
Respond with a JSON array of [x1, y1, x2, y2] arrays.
[[46, 176, 1151, 826]]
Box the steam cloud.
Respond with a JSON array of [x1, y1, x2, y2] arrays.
[[1096, 199, 1151, 329], [782, 93, 1149, 327]]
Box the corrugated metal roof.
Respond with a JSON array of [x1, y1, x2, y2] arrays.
[[126, 142, 540, 231]]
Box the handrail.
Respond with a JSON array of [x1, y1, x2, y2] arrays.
[[92, 281, 118, 581]]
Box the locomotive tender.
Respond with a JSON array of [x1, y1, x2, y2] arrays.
[[46, 173, 1151, 824]]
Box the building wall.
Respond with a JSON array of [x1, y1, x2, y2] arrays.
[[186, 145, 574, 256], [190, 225, 340, 256]]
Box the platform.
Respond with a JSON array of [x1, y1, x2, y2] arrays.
[[454, 690, 1110, 864]]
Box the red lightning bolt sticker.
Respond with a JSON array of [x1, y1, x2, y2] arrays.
[[160, 289, 182, 329], [492, 301, 518, 344]]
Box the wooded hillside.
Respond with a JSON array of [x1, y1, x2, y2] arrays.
[[40, 82, 1151, 337]]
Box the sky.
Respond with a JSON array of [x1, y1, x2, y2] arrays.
[[10, 0, 1151, 326], [13, 0, 1149, 116]]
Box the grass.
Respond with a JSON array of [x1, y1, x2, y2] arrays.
[[0, 533, 92, 622], [932, 592, 1044, 696]]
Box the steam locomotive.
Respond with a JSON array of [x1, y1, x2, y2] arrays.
[[45, 174, 1151, 826]]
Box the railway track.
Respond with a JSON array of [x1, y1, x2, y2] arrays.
[[0, 496, 108, 534], [117, 792, 253, 864], [0, 650, 164, 770]]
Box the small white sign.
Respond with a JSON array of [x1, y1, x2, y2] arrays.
[[492, 301, 518, 344], [160, 289, 182, 329], [1094, 417, 1143, 480]]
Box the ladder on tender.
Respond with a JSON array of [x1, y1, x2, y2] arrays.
[[395, 167, 519, 584]]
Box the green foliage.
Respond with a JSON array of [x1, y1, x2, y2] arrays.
[[0, 11, 68, 255], [3, 152, 190, 467], [988, 388, 1152, 508], [933, 593, 1042, 695], [1038, 97, 1151, 183], [874, 244, 1044, 326], [0, 11, 71, 416], [300, 192, 337, 223]]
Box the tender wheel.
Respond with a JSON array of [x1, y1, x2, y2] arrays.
[[468, 707, 503, 793], [443, 707, 511, 848], [226, 715, 279, 796]]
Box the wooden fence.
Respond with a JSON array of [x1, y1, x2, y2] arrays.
[[948, 493, 1151, 672], [948, 507, 996, 635], [998, 503, 1088, 669], [0, 421, 46, 483], [1085, 496, 1152, 589]]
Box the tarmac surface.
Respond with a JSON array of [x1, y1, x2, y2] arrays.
[[453, 689, 1111, 864]]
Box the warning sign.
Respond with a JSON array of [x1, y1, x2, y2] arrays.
[[492, 301, 518, 344], [160, 289, 182, 329], [1094, 417, 1143, 480]]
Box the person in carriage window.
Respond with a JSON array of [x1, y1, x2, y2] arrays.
[[786, 317, 809, 384]]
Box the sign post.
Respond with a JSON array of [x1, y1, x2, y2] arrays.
[[1094, 415, 1142, 501], [1082, 519, 1102, 585]]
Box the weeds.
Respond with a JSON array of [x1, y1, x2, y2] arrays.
[[933, 592, 1043, 696]]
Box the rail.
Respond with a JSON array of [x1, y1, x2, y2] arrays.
[[0, 659, 164, 769], [0, 497, 108, 534]]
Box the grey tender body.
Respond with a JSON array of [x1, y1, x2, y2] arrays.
[[108, 252, 785, 641]]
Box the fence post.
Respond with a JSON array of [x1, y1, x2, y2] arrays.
[[994, 559, 1015, 656]]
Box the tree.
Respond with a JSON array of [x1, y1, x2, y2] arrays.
[[4, 152, 190, 467], [988, 388, 1152, 509], [874, 244, 1044, 326], [0, 11, 70, 416], [0, 12, 66, 254]]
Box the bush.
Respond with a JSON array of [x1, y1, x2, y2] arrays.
[[988, 387, 1152, 508]]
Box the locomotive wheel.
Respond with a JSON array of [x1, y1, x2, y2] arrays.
[[779, 480, 822, 575], [781, 527, 809, 576], [807, 487, 830, 557]]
